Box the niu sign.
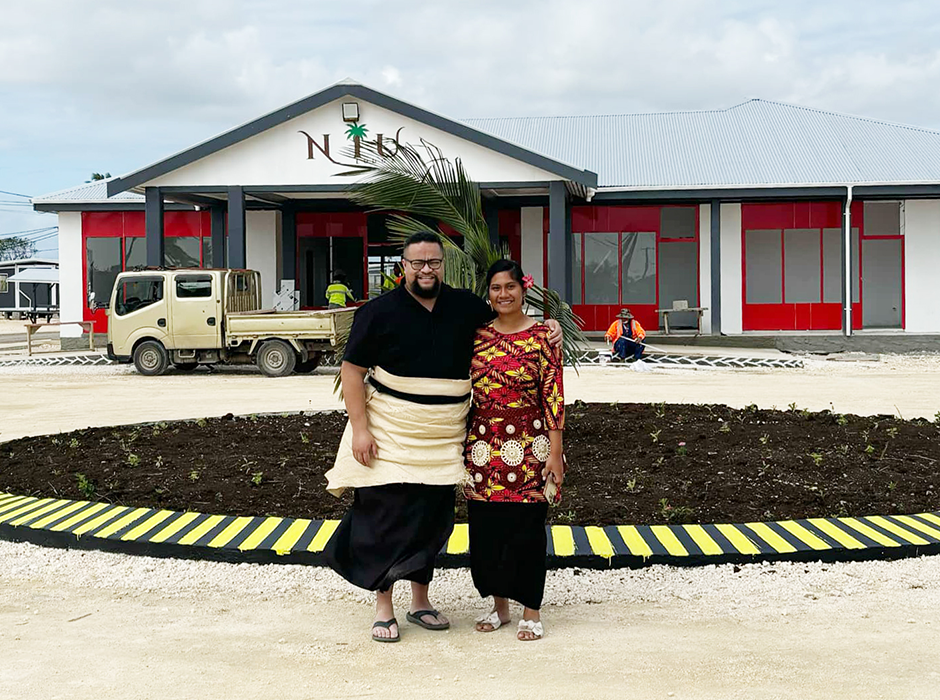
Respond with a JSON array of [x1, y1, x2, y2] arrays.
[[298, 122, 405, 171]]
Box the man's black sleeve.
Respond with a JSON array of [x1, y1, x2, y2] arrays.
[[469, 293, 496, 328], [342, 303, 376, 368]]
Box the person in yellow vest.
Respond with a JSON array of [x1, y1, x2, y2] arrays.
[[604, 308, 646, 361], [326, 270, 356, 308]]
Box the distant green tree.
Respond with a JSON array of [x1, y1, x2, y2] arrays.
[[87, 172, 111, 182], [0, 236, 38, 261]]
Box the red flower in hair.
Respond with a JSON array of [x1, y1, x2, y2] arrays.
[[522, 274, 535, 290]]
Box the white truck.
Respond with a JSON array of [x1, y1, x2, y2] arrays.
[[104, 268, 353, 377]]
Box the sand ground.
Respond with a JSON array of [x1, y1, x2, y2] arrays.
[[1, 355, 939, 698]]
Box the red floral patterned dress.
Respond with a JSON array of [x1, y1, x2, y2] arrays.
[[463, 322, 565, 504]]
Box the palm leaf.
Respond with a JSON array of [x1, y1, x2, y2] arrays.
[[331, 138, 588, 393]]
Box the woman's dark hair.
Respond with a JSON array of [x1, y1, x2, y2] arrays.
[[485, 259, 525, 289], [402, 231, 444, 255], [332, 269, 347, 283]]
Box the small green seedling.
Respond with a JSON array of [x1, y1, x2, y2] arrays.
[[75, 473, 95, 498]]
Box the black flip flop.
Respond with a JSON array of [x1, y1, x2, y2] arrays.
[[372, 618, 400, 643], [406, 609, 450, 631]]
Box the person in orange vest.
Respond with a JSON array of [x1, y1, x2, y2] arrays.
[[605, 308, 646, 361]]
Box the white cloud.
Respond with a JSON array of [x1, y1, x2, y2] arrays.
[[2, 0, 940, 214]]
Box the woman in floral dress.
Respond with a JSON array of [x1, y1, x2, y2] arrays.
[[464, 259, 565, 641]]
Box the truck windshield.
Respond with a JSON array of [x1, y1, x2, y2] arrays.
[[115, 277, 163, 316]]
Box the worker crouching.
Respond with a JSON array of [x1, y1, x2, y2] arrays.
[[604, 308, 646, 361]]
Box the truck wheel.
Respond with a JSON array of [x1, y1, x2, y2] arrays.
[[133, 340, 169, 376], [256, 339, 297, 377], [294, 351, 323, 373], [174, 363, 199, 372]]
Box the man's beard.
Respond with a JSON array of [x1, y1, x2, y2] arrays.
[[408, 276, 441, 299]]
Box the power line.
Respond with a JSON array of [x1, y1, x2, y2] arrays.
[[0, 226, 57, 237], [0, 227, 58, 239], [0, 189, 32, 198]]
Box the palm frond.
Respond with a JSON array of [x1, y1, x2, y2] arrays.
[[331, 137, 588, 384]]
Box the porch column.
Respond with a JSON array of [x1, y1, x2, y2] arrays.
[[281, 205, 297, 283], [210, 205, 226, 268], [548, 181, 571, 302], [227, 186, 247, 269], [144, 187, 164, 267], [710, 199, 722, 335], [483, 198, 499, 248]]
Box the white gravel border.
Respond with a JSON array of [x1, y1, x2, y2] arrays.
[[2, 540, 938, 624]]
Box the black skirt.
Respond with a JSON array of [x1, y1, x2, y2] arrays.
[[325, 483, 456, 592], [467, 500, 549, 610]]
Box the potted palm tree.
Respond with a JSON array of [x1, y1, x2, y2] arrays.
[[338, 138, 587, 365]]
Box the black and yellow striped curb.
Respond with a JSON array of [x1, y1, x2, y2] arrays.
[[3, 492, 940, 568]]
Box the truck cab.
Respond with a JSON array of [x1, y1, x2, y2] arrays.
[[105, 268, 350, 376], [108, 269, 259, 373]]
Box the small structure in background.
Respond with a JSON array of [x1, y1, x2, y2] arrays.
[[0, 258, 59, 321]]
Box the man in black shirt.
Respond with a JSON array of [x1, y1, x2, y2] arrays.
[[325, 231, 560, 643]]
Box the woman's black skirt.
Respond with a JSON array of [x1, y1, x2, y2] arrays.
[[325, 483, 456, 592], [467, 500, 549, 610]]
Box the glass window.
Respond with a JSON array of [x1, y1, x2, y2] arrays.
[[0, 274, 7, 294], [583, 232, 619, 304], [86, 237, 122, 308], [784, 229, 821, 303], [822, 228, 842, 303], [851, 227, 860, 304], [115, 277, 164, 316], [124, 237, 146, 270], [165, 237, 201, 268], [620, 232, 656, 304], [658, 241, 697, 325], [745, 229, 782, 303], [660, 207, 696, 239], [175, 275, 212, 298], [862, 238, 903, 328], [864, 201, 901, 236], [572, 233, 582, 304]]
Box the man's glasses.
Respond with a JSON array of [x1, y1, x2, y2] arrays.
[[402, 257, 443, 270]]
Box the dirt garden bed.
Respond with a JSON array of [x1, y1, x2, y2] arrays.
[[2, 403, 939, 526]]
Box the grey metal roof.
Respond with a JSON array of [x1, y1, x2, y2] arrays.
[[0, 258, 59, 267], [463, 99, 940, 189], [33, 179, 144, 204]]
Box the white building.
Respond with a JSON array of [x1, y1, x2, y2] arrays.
[[33, 79, 940, 349]]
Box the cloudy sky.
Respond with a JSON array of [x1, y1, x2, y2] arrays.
[[3, 0, 940, 257]]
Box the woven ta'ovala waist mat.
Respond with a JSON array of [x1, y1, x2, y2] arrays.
[[325, 367, 472, 497]]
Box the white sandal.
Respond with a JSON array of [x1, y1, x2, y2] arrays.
[[475, 610, 509, 632], [517, 619, 543, 640]]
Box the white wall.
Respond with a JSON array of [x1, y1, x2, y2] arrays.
[[58, 212, 84, 338], [520, 207, 544, 287], [145, 97, 563, 188], [719, 203, 743, 334], [903, 199, 940, 332], [698, 203, 712, 334], [245, 211, 278, 307]]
